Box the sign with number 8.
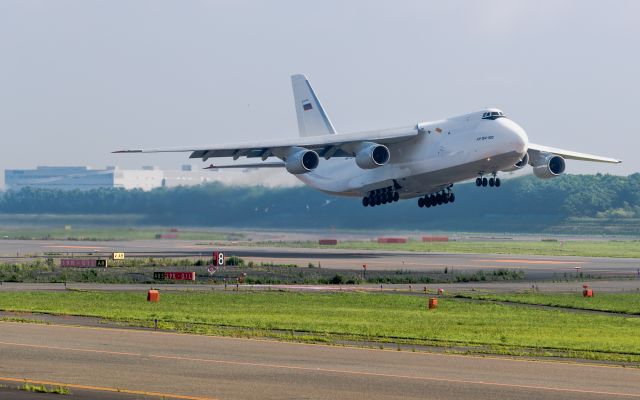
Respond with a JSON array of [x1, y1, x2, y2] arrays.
[[213, 251, 225, 267]]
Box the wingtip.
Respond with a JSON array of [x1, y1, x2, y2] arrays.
[[112, 149, 143, 154]]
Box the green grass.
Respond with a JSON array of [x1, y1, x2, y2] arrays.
[[253, 239, 640, 258], [0, 227, 234, 241], [18, 382, 70, 395], [0, 291, 639, 363], [461, 292, 640, 315]]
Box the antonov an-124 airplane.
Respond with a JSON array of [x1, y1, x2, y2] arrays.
[[115, 74, 621, 209]]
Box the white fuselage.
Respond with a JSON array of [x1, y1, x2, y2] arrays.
[[297, 110, 529, 199]]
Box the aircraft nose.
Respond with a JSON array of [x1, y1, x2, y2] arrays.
[[504, 120, 529, 155]]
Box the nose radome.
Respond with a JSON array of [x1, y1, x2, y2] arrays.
[[503, 119, 529, 155]]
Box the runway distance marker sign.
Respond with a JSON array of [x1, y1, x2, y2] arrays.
[[61, 259, 108, 268], [213, 251, 225, 267], [153, 271, 196, 281]]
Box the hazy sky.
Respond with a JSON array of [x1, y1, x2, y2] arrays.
[[1, 0, 638, 188]]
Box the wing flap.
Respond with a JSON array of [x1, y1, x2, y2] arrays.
[[528, 143, 621, 164]]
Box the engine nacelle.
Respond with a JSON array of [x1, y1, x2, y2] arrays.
[[355, 143, 390, 169], [532, 154, 565, 179], [285, 148, 319, 174], [501, 153, 530, 172]]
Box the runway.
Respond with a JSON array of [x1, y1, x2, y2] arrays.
[[1, 321, 639, 400], [1, 239, 639, 280]]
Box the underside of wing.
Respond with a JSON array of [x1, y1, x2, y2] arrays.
[[203, 162, 285, 169], [113, 125, 419, 161], [527, 143, 621, 164]]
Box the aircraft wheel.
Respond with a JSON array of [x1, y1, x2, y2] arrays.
[[393, 192, 400, 202], [449, 193, 455, 203], [375, 197, 382, 206], [387, 192, 393, 203], [495, 178, 501, 187], [362, 197, 369, 207], [482, 177, 488, 187], [430, 194, 437, 207], [489, 178, 495, 187], [418, 197, 425, 208], [476, 178, 482, 187], [436, 193, 443, 205], [443, 192, 450, 204]]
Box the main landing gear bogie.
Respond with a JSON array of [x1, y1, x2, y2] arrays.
[[417, 189, 455, 209], [476, 174, 501, 188], [362, 187, 400, 207]]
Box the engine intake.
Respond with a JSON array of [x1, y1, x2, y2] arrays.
[[355, 143, 390, 169], [533, 154, 565, 179], [285, 148, 319, 174]]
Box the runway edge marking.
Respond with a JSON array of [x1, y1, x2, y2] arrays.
[[0, 376, 218, 400]]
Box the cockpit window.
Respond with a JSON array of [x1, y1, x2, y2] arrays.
[[482, 111, 506, 120]]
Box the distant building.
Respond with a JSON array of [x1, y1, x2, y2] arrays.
[[4, 166, 163, 191], [3, 164, 300, 191]]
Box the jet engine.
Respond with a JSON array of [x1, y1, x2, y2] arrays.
[[501, 153, 529, 172], [532, 154, 565, 179], [285, 148, 319, 174], [355, 143, 390, 169]]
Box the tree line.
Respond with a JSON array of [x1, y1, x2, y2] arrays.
[[0, 173, 638, 232]]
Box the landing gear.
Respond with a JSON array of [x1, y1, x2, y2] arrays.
[[477, 173, 500, 189], [417, 187, 455, 209], [362, 186, 400, 208]]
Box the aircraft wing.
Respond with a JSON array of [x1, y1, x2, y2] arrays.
[[527, 143, 621, 164], [113, 125, 419, 161], [203, 162, 285, 169]]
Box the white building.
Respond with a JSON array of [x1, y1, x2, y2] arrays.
[[4, 164, 300, 191], [4, 166, 163, 191], [161, 165, 300, 188]]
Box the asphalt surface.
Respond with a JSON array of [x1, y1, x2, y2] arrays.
[[1, 321, 639, 400], [1, 239, 640, 280]]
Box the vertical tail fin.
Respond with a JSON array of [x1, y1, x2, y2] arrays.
[[291, 74, 336, 137]]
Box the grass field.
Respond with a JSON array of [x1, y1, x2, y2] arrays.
[[254, 239, 640, 258], [0, 227, 234, 241], [460, 292, 640, 315], [0, 291, 638, 363]]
